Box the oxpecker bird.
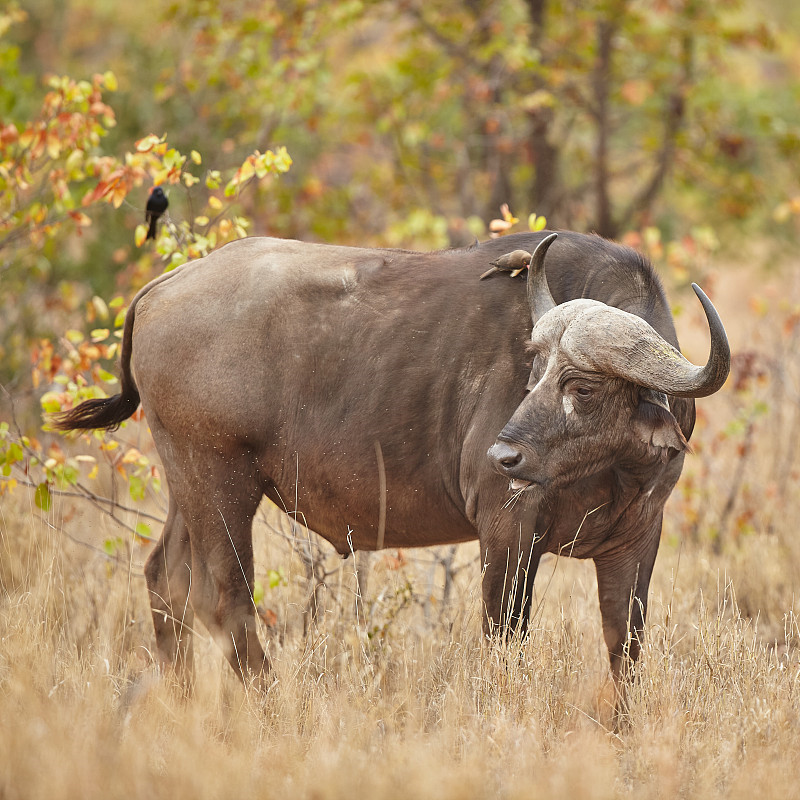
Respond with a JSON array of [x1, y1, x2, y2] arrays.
[[479, 249, 532, 280]]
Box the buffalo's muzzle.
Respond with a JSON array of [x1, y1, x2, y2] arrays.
[[487, 441, 524, 473]]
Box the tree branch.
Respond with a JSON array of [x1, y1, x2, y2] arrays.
[[620, 31, 693, 229]]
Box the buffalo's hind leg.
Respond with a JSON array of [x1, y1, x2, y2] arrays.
[[165, 449, 269, 688], [144, 499, 195, 687]]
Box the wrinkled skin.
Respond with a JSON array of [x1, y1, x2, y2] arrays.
[[52, 231, 726, 705], [486, 303, 692, 680]]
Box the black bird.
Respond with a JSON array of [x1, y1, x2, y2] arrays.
[[145, 186, 168, 240]]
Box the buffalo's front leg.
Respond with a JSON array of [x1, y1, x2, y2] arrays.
[[594, 528, 660, 716], [480, 524, 542, 637]]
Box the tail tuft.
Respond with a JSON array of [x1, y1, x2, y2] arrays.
[[49, 390, 140, 432]]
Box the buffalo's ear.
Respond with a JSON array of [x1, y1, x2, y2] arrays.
[[633, 389, 688, 457]]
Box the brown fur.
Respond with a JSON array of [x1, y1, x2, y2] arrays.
[[52, 232, 726, 703]]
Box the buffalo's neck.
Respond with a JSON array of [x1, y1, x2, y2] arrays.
[[538, 458, 674, 560]]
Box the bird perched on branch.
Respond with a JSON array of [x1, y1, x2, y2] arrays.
[[479, 249, 532, 280], [145, 186, 168, 240]]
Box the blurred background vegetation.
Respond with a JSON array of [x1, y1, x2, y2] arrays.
[[3, 0, 800, 349]]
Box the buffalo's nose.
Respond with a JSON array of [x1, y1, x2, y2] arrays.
[[487, 441, 524, 471]]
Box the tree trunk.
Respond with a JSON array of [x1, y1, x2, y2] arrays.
[[524, 0, 560, 219], [593, 17, 617, 238]]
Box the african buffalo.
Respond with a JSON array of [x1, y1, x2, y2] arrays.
[[52, 230, 729, 693]]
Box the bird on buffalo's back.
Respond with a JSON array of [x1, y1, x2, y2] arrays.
[[145, 186, 168, 240], [479, 249, 532, 280]]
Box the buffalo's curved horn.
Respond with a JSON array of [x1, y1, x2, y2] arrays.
[[582, 283, 730, 398], [527, 232, 559, 325]]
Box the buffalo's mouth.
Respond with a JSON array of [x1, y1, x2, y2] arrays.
[[502, 475, 547, 509], [487, 440, 548, 493]]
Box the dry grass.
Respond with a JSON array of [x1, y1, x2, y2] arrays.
[[3, 486, 800, 799], [3, 264, 800, 799]]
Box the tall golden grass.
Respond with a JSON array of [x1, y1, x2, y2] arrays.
[[2, 265, 800, 799]]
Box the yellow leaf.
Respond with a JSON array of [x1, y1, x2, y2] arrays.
[[208, 195, 222, 210], [194, 215, 209, 226], [528, 213, 547, 232], [91, 295, 109, 320], [46, 131, 61, 160], [134, 223, 148, 247], [749, 296, 769, 317], [135, 134, 161, 153], [88, 464, 98, 480], [520, 90, 555, 112], [236, 159, 256, 183], [103, 71, 118, 91], [499, 203, 518, 225], [191, 150, 202, 164], [122, 447, 143, 464]]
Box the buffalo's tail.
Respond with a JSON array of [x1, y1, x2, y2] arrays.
[[49, 281, 150, 432], [49, 386, 140, 432]]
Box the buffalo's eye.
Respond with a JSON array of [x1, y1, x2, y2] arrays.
[[574, 385, 593, 399]]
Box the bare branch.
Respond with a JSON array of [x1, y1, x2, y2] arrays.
[[620, 32, 693, 229]]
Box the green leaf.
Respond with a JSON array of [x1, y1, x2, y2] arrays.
[[135, 522, 153, 541], [90, 328, 110, 342], [40, 391, 62, 413], [128, 473, 146, 501], [102, 70, 118, 91], [267, 567, 286, 589], [528, 213, 547, 232], [55, 462, 80, 488], [34, 482, 52, 512], [253, 579, 265, 605], [6, 442, 23, 465], [103, 537, 124, 556]]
